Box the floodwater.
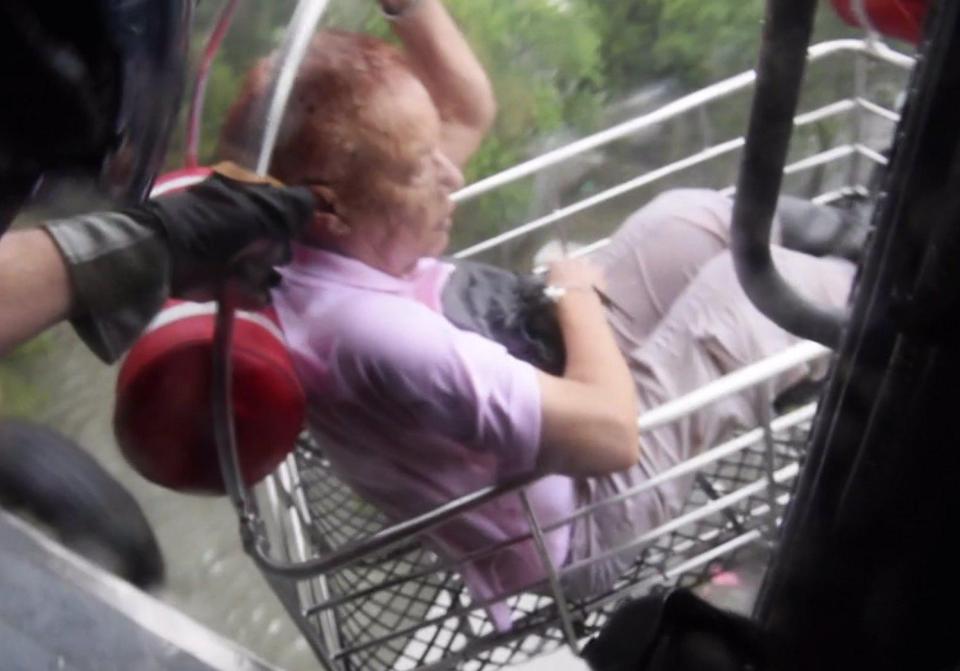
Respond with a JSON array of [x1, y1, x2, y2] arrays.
[[24, 324, 317, 671]]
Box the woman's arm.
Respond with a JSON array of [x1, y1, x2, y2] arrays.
[[380, 0, 497, 167], [535, 259, 640, 476]]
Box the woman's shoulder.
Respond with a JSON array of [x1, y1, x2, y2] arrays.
[[329, 295, 456, 364]]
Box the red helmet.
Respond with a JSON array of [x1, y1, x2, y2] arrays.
[[115, 298, 305, 495], [831, 0, 928, 44]]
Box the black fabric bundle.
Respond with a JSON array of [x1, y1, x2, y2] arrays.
[[441, 259, 566, 375]]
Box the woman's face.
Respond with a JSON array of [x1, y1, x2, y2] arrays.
[[329, 73, 465, 275]]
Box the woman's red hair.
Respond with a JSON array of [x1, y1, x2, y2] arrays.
[[219, 30, 413, 188]]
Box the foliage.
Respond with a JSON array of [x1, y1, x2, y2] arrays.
[[591, 0, 859, 93], [0, 335, 51, 417]]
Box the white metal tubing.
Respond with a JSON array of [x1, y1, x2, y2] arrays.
[[663, 529, 764, 579], [855, 143, 889, 166], [856, 97, 901, 123], [539, 402, 816, 536], [457, 96, 902, 262], [812, 185, 870, 205], [455, 100, 858, 260], [519, 491, 581, 655], [783, 144, 857, 176], [530, 184, 870, 272], [256, 0, 331, 175], [451, 39, 914, 205], [637, 341, 827, 431], [560, 461, 800, 577], [579, 526, 771, 618], [453, 135, 747, 259]]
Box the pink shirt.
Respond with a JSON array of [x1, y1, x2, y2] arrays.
[[273, 245, 577, 630]]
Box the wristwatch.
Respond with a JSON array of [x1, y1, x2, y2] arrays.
[[544, 284, 634, 321], [543, 284, 594, 303]]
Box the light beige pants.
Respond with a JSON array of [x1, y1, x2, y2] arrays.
[[564, 189, 855, 597]]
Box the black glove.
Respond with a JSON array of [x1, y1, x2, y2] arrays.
[[132, 169, 315, 301], [441, 259, 566, 375], [43, 167, 314, 362]]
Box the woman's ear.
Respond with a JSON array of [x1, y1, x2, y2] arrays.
[[310, 185, 351, 237]]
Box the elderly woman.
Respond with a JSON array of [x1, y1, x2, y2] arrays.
[[220, 0, 855, 628]]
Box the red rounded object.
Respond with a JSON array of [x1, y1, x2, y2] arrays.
[[831, 0, 928, 44], [114, 300, 305, 495]]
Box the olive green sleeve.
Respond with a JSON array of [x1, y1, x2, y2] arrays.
[[43, 213, 170, 363]]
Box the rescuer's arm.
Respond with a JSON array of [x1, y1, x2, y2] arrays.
[[0, 170, 313, 361]]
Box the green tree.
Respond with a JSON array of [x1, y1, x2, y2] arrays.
[[364, 0, 609, 248], [0, 337, 50, 417]]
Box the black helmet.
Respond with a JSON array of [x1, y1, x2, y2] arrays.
[[0, 0, 192, 224]]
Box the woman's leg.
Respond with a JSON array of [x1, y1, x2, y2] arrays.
[[591, 189, 740, 352], [565, 247, 855, 598]]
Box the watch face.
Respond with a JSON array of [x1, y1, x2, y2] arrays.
[[543, 285, 567, 302]]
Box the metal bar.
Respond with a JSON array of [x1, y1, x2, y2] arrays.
[[855, 143, 889, 166], [253, 472, 540, 579], [455, 101, 857, 260], [255, 0, 332, 174], [620, 489, 786, 582], [664, 529, 764, 579], [406, 608, 573, 671], [758, 384, 782, 541], [560, 462, 800, 577], [847, 51, 870, 196], [582, 526, 778, 616], [649, 491, 772, 562], [783, 144, 857, 175], [533, 182, 870, 273], [730, 0, 848, 348], [450, 39, 913, 204], [637, 341, 826, 431], [812, 185, 870, 205], [856, 97, 901, 123], [211, 300, 253, 517], [721, 147, 862, 197], [519, 491, 580, 655], [695, 473, 748, 535], [454, 136, 746, 259]]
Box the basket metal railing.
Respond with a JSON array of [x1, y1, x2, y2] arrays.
[[223, 37, 914, 671]]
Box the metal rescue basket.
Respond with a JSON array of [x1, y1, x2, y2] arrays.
[[198, 8, 914, 668]]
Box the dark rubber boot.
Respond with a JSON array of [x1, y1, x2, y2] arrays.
[[776, 195, 872, 263]]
